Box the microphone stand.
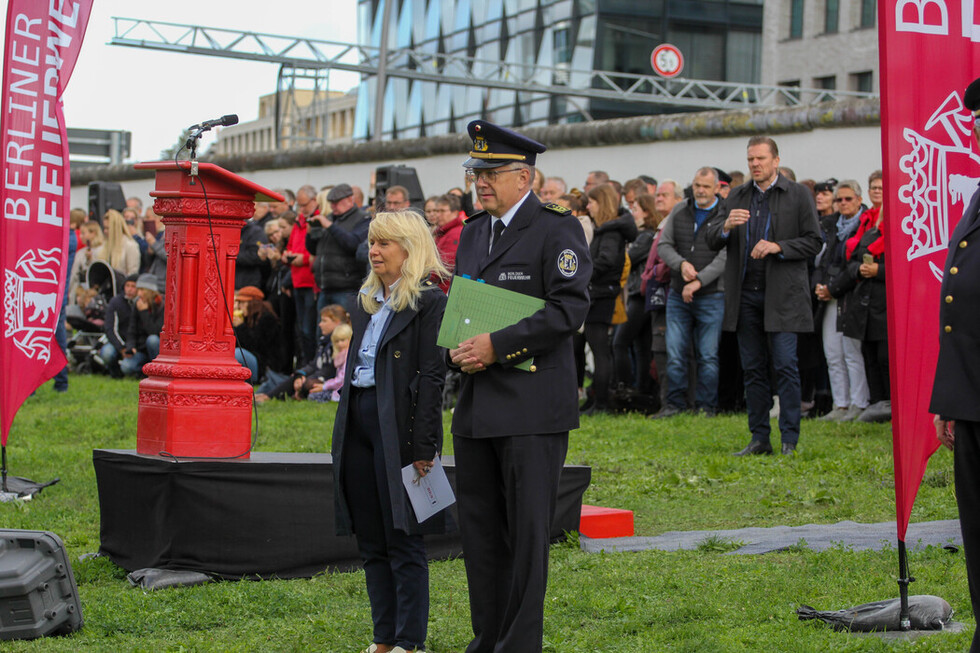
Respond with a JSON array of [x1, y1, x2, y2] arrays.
[[183, 127, 207, 179]]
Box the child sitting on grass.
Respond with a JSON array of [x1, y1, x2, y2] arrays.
[[308, 324, 353, 403]]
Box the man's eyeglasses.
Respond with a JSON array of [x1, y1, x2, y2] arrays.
[[836, 196, 858, 203], [869, 185, 883, 192], [465, 167, 522, 184]]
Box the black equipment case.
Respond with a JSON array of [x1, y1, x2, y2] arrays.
[[0, 529, 83, 640]]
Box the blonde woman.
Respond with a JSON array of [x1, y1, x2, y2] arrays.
[[331, 211, 449, 653], [99, 209, 141, 276], [68, 222, 105, 305]]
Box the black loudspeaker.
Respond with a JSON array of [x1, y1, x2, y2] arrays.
[[0, 530, 83, 640], [87, 181, 126, 225], [375, 165, 425, 209]]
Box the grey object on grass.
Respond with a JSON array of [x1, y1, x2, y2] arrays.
[[796, 595, 953, 632]]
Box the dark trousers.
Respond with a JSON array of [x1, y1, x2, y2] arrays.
[[954, 420, 980, 653], [343, 388, 428, 649], [613, 297, 654, 394], [584, 323, 613, 408], [293, 287, 317, 366], [862, 339, 890, 403], [453, 432, 568, 653], [736, 290, 801, 445]]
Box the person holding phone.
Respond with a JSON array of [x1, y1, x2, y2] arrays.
[[829, 179, 888, 422]]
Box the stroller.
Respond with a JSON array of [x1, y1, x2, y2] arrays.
[[65, 261, 123, 374]]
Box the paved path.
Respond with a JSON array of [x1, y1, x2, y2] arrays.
[[580, 519, 962, 555]]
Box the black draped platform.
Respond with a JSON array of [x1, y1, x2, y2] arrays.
[[93, 449, 591, 579]]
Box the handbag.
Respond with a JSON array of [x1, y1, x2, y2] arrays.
[[645, 279, 667, 312]]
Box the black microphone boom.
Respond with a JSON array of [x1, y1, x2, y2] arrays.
[[189, 114, 239, 131]]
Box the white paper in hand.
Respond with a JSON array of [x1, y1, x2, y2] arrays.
[[401, 455, 455, 523]]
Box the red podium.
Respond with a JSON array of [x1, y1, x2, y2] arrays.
[[132, 161, 282, 458]]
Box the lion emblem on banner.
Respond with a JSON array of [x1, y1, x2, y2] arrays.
[[899, 91, 980, 280], [4, 247, 62, 362]]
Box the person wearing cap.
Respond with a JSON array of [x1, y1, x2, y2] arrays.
[[306, 182, 370, 314], [714, 168, 734, 199], [120, 274, 164, 377], [933, 76, 980, 653], [232, 286, 285, 385], [448, 120, 592, 652], [703, 135, 822, 456], [98, 273, 139, 377], [814, 178, 839, 218]]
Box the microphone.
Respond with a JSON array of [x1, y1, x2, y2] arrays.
[[189, 114, 239, 131]]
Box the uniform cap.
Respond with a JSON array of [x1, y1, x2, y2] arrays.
[[965, 77, 980, 112], [463, 120, 547, 169]]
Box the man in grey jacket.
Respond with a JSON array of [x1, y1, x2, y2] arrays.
[[656, 167, 727, 417], [704, 136, 822, 455]]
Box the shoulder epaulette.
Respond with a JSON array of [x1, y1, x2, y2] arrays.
[[542, 202, 571, 216]]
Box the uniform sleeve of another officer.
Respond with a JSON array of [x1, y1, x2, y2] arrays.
[[490, 216, 592, 366]]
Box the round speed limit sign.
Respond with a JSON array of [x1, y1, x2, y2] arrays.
[[651, 44, 684, 78]]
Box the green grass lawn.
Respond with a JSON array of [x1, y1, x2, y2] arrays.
[[0, 375, 971, 651]]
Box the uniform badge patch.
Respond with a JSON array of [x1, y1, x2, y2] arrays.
[[557, 249, 578, 278], [474, 136, 489, 152]]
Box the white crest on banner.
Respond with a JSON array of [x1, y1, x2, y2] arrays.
[[3, 248, 62, 362], [898, 91, 980, 280]]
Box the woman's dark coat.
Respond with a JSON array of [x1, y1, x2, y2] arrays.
[[829, 227, 887, 342], [332, 283, 450, 536], [588, 211, 638, 300]]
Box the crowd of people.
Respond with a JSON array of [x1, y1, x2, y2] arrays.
[[56, 122, 904, 653], [64, 145, 890, 430]]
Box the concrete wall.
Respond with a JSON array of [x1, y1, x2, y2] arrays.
[[71, 123, 883, 209]]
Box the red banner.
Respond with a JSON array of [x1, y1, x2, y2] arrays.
[[880, 1, 980, 540], [0, 1, 92, 444]]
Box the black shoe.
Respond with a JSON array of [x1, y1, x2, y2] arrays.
[[781, 443, 797, 455], [734, 440, 773, 456], [648, 404, 684, 419]]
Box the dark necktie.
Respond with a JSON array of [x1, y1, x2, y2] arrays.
[[491, 219, 505, 252]]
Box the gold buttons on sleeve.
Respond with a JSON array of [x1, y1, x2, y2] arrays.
[[529, 365, 537, 372], [945, 325, 953, 333], [960, 240, 968, 248], [522, 348, 528, 354], [946, 296, 954, 304], [951, 267, 959, 275]]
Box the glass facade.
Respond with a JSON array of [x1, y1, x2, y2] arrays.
[[354, 0, 763, 140]]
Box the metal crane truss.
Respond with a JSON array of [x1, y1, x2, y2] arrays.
[[110, 17, 877, 115], [274, 67, 332, 149]]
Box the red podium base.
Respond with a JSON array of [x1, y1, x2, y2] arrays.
[[137, 363, 253, 457]]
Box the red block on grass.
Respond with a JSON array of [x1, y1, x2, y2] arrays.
[[579, 504, 634, 538]]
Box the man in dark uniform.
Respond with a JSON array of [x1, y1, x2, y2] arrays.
[[932, 76, 980, 653], [449, 120, 592, 652]]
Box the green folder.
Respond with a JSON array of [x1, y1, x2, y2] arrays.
[[437, 276, 545, 371]]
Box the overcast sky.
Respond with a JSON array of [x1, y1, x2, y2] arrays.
[[3, 1, 360, 162]]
